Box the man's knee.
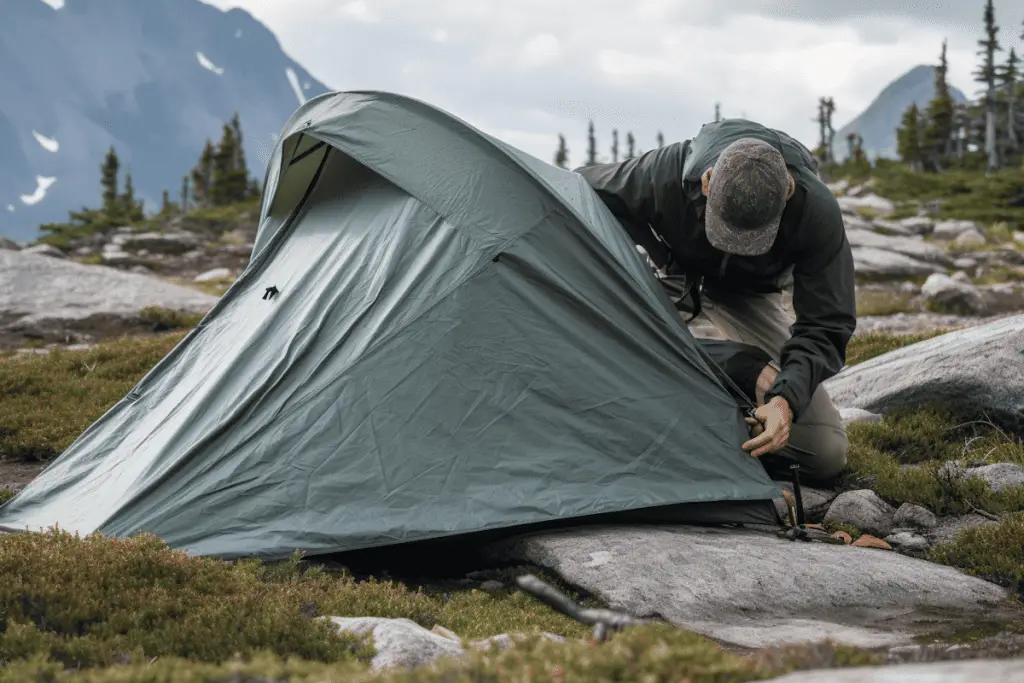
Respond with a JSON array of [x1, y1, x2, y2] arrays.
[[804, 425, 848, 481]]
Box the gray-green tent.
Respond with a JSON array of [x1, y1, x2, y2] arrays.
[[0, 91, 782, 560]]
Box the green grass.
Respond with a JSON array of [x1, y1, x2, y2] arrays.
[[825, 161, 1024, 229], [843, 329, 951, 366], [973, 265, 1024, 285]]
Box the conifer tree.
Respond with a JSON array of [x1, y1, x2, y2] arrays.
[[611, 129, 619, 162], [180, 175, 190, 213], [996, 47, 1020, 154], [100, 146, 120, 216], [211, 123, 248, 205], [656, 130, 665, 147], [119, 171, 145, 222], [973, 0, 1002, 170], [924, 39, 956, 169], [554, 134, 569, 168], [160, 189, 173, 215], [191, 140, 215, 207], [714, 103, 721, 122], [897, 103, 924, 171], [586, 120, 597, 165], [625, 131, 635, 159]]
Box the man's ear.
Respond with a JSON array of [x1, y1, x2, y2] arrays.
[[701, 168, 712, 196]]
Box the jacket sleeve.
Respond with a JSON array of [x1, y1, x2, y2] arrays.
[[764, 190, 857, 422], [573, 143, 687, 270]]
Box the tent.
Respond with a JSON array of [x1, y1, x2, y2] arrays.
[[0, 91, 783, 560]]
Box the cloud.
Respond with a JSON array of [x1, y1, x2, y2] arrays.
[[204, 0, 1024, 168]]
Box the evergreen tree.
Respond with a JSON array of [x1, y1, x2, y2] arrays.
[[586, 120, 597, 165], [230, 111, 248, 178], [554, 134, 569, 168], [626, 131, 636, 159], [191, 140, 215, 207], [714, 103, 721, 122], [160, 189, 173, 215], [211, 123, 248, 205], [973, 0, 1002, 170], [180, 175, 190, 213], [897, 103, 924, 171], [100, 146, 120, 216], [656, 130, 665, 147], [611, 129, 619, 162], [119, 171, 145, 222], [924, 39, 956, 169], [996, 47, 1020, 155]]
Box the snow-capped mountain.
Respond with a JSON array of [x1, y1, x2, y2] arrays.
[[1, 0, 332, 241]]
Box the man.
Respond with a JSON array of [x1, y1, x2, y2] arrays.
[[575, 118, 856, 483]]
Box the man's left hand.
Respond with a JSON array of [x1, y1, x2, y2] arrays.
[[742, 396, 793, 458]]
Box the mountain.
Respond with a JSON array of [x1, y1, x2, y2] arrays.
[[0, 0, 332, 242], [832, 65, 968, 162]]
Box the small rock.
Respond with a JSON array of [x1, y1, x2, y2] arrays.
[[479, 580, 505, 592], [852, 534, 892, 550], [933, 219, 980, 240], [920, 273, 987, 315], [896, 216, 934, 235], [898, 281, 920, 294], [326, 616, 464, 671], [0, 237, 21, 251], [1014, 231, 1024, 244], [951, 271, 972, 283], [966, 462, 1024, 493], [195, 267, 232, 282], [430, 624, 461, 643], [926, 513, 999, 546], [469, 632, 565, 651], [884, 531, 930, 553], [22, 244, 66, 258], [774, 484, 837, 523], [837, 194, 895, 216], [839, 407, 883, 428], [952, 257, 978, 270], [892, 504, 938, 530], [954, 229, 987, 250], [823, 490, 897, 537], [850, 247, 944, 279], [129, 265, 153, 275]]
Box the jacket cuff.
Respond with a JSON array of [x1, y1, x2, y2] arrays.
[[764, 375, 804, 422]]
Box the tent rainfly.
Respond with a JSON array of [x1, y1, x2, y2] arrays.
[[0, 91, 784, 560]]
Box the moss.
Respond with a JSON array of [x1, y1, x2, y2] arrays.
[[928, 513, 1024, 598], [0, 333, 185, 461], [0, 488, 15, 505], [973, 265, 1024, 285], [138, 306, 206, 332], [844, 329, 951, 366], [855, 290, 919, 317], [75, 254, 105, 266]]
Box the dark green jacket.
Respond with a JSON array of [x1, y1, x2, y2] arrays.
[[574, 119, 856, 421]]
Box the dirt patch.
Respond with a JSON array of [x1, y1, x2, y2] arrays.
[[0, 459, 46, 493]]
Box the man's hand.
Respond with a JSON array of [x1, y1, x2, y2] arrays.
[[742, 396, 793, 458]]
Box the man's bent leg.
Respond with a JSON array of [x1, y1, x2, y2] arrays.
[[692, 287, 849, 482]]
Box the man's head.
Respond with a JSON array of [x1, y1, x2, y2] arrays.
[[700, 137, 795, 256]]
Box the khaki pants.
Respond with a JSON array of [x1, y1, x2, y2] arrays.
[[689, 287, 849, 482]]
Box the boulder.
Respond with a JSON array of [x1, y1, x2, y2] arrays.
[[933, 219, 981, 240], [22, 244, 66, 259], [892, 504, 938, 530], [954, 229, 987, 250], [773, 484, 837, 523], [822, 314, 1024, 436], [195, 267, 233, 282], [845, 228, 949, 265], [837, 194, 895, 216], [488, 526, 1007, 650], [765, 658, 1024, 682], [0, 249, 216, 345], [0, 237, 21, 251], [920, 274, 986, 315], [927, 513, 1000, 547], [896, 216, 934, 235], [850, 247, 945, 279], [823, 490, 896, 537], [966, 463, 1024, 493], [952, 257, 978, 270], [839, 407, 883, 428]]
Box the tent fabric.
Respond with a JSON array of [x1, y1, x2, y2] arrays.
[[0, 91, 781, 560]]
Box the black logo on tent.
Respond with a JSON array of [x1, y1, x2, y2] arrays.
[[263, 286, 280, 300]]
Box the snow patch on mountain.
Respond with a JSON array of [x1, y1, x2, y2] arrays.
[[285, 68, 306, 105], [38, 0, 64, 9], [196, 52, 224, 75], [32, 131, 59, 153], [20, 176, 57, 206]]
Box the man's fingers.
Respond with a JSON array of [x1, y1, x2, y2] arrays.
[[742, 430, 774, 453], [751, 429, 791, 458]]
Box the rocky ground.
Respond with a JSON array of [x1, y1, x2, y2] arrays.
[[0, 184, 1022, 681]]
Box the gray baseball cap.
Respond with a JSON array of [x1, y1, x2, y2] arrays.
[[704, 137, 791, 256]]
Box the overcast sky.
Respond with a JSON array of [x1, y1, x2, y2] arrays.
[[205, 0, 1024, 168]]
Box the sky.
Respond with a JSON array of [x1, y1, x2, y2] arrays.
[[204, 0, 1024, 168]]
